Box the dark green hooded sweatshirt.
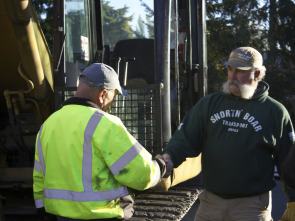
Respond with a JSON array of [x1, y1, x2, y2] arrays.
[[164, 81, 295, 200]]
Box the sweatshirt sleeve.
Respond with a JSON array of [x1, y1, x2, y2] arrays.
[[276, 109, 295, 202], [281, 144, 295, 190], [163, 98, 206, 167], [276, 112, 294, 172]]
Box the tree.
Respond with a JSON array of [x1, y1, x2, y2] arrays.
[[101, 1, 134, 49], [139, 0, 154, 38], [206, 0, 268, 93], [265, 0, 295, 102], [145, 15, 154, 38], [31, 0, 54, 52], [134, 15, 146, 38]]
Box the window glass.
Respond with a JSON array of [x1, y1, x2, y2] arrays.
[[101, 0, 154, 50], [64, 0, 91, 86]]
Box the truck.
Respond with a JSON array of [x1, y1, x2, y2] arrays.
[[0, 0, 207, 220]]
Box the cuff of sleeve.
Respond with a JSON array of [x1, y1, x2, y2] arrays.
[[163, 151, 180, 168], [35, 199, 44, 208], [154, 158, 166, 177]]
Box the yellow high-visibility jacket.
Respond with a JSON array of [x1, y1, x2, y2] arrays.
[[33, 98, 161, 220]]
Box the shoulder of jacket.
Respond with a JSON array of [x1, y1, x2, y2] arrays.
[[265, 96, 287, 110], [196, 92, 222, 105], [264, 96, 290, 117], [100, 111, 123, 126]]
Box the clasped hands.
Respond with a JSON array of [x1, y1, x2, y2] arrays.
[[156, 153, 174, 178]]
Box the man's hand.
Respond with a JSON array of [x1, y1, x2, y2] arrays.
[[281, 202, 295, 221], [156, 153, 174, 178], [152, 154, 174, 191]]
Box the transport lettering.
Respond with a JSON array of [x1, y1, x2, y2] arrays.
[[210, 110, 262, 132]]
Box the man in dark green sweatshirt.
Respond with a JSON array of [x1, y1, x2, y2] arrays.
[[161, 47, 295, 221]]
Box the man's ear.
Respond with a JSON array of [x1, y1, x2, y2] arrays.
[[97, 89, 108, 104], [254, 70, 261, 81]]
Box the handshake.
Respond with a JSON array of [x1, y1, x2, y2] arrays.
[[154, 153, 202, 191], [156, 153, 174, 178]]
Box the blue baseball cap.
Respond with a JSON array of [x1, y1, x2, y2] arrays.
[[80, 63, 128, 96]]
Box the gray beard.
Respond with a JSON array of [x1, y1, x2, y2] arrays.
[[222, 80, 256, 99]]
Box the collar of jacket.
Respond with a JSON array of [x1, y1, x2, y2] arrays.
[[63, 97, 100, 109]]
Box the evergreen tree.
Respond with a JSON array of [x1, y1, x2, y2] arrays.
[[206, 0, 267, 93], [101, 1, 133, 49], [139, 0, 154, 38], [31, 0, 54, 52], [265, 0, 295, 103], [145, 15, 154, 38], [134, 15, 146, 38]]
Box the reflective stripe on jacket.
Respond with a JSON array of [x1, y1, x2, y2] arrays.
[[33, 103, 160, 220]]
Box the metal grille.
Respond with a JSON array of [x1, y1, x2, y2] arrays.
[[55, 87, 77, 109], [111, 84, 163, 156], [55, 84, 163, 156]]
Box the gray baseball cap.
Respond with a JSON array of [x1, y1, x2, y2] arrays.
[[225, 47, 263, 70], [80, 63, 128, 96]]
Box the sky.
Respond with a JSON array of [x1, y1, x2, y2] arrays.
[[107, 0, 154, 30]]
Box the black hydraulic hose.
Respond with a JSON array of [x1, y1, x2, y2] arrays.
[[7, 106, 27, 152], [12, 98, 29, 154]]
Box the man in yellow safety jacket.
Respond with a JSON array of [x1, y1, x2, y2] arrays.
[[33, 63, 166, 221]]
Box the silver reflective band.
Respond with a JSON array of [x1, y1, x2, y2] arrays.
[[34, 160, 42, 173], [150, 160, 161, 188], [44, 186, 129, 202], [35, 199, 44, 208], [82, 111, 103, 191], [109, 142, 143, 176], [37, 125, 46, 175]]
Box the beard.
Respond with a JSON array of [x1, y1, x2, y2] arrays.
[[222, 80, 256, 99]]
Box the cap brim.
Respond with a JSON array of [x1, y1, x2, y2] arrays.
[[225, 61, 252, 70], [118, 87, 128, 96]]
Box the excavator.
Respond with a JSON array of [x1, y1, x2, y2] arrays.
[[0, 0, 207, 220]]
